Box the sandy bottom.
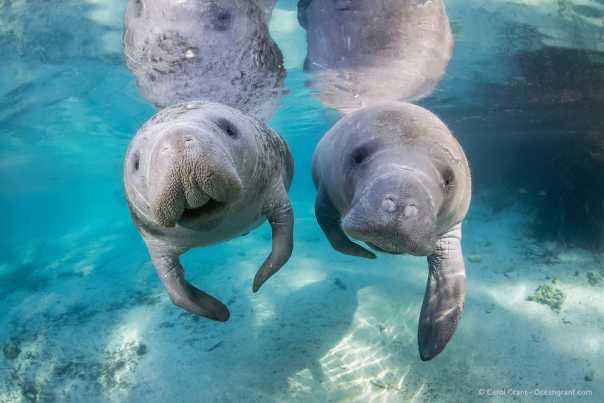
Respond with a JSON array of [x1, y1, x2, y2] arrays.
[[0, 193, 603, 403]]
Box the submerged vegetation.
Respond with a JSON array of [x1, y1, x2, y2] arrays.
[[587, 271, 604, 286], [527, 283, 566, 313]]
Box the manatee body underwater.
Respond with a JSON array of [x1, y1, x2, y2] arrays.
[[298, 0, 453, 113], [123, 0, 285, 122], [123, 101, 294, 321], [312, 102, 472, 360]]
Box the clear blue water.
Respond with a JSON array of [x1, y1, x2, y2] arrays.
[[1, 0, 604, 402]]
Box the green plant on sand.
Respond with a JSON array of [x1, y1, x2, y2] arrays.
[[527, 283, 566, 313], [587, 271, 604, 286]]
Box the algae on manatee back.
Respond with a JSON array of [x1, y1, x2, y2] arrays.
[[527, 283, 566, 313]]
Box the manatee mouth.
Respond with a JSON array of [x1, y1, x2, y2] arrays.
[[178, 198, 228, 225]]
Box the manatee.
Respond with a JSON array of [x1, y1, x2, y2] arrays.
[[312, 103, 471, 360], [258, 0, 278, 21], [123, 0, 285, 122], [298, 0, 453, 113], [124, 101, 294, 321]]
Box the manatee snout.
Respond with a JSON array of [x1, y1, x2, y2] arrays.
[[341, 172, 438, 256], [147, 127, 242, 227]]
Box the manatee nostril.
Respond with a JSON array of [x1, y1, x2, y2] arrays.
[[132, 0, 143, 18], [382, 198, 397, 213], [184, 136, 193, 143], [403, 205, 418, 218]]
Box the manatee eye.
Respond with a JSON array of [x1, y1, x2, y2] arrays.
[[216, 118, 239, 139], [351, 140, 380, 165], [212, 8, 233, 31], [352, 147, 369, 164], [131, 151, 140, 172], [442, 167, 455, 191]]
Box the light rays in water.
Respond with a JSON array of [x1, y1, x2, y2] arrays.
[[100, 307, 157, 402], [284, 288, 426, 402]]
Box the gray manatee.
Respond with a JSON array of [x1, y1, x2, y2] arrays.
[[312, 103, 471, 360], [258, 0, 278, 21], [124, 101, 294, 321], [298, 0, 453, 113], [123, 0, 285, 122]]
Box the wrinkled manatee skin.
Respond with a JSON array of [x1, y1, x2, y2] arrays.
[[123, 0, 285, 121]]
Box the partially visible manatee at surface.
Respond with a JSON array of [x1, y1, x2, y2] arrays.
[[123, 0, 285, 122], [124, 101, 294, 321], [257, 0, 278, 21], [298, 0, 453, 113], [312, 102, 471, 360]]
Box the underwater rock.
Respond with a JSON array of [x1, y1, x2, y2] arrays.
[[99, 341, 148, 392], [586, 271, 604, 286], [526, 284, 566, 313], [584, 370, 595, 382], [123, 101, 294, 321], [333, 277, 347, 291], [2, 342, 21, 361], [20, 381, 38, 403], [123, 0, 285, 122], [135, 343, 148, 357], [298, 0, 453, 113]]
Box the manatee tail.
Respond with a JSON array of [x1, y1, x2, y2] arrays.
[[418, 224, 466, 361]]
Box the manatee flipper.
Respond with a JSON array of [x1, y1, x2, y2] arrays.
[[148, 245, 230, 322], [253, 185, 294, 292], [315, 189, 376, 259], [418, 224, 465, 361]]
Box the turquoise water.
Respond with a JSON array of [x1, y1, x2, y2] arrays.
[[1, 0, 604, 402]]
